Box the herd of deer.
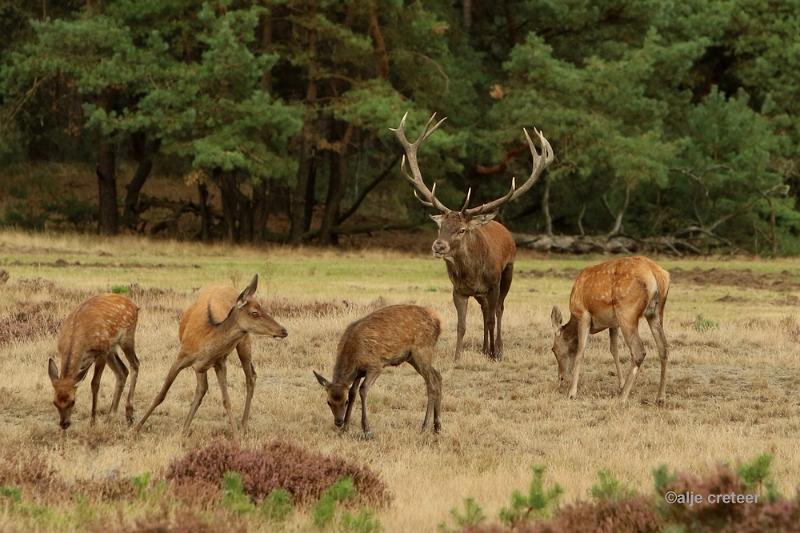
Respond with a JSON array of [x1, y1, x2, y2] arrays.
[[47, 114, 671, 438]]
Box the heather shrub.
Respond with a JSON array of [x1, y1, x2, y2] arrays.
[[166, 440, 390, 506], [498, 466, 563, 526], [439, 497, 486, 532]]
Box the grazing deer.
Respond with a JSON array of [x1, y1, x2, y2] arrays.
[[313, 304, 442, 437], [550, 256, 670, 404], [391, 112, 553, 360], [48, 293, 140, 430], [134, 275, 287, 437]]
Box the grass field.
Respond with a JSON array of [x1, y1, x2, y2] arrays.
[[1, 230, 799, 531]]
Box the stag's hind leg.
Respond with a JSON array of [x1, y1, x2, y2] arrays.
[[609, 328, 623, 392], [236, 337, 256, 430], [495, 263, 513, 358], [477, 296, 490, 355], [134, 357, 193, 433], [619, 320, 647, 402]]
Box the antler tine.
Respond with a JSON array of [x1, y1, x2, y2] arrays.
[[460, 187, 472, 213], [464, 126, 554, 216], [391, 112, 451, 213]]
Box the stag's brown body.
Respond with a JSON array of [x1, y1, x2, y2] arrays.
[[551, 256, 670, 404], [392, 112, 553, 360], [314, 304, 443, 435], [134, 275, 287, 437], [48, 293, 140, 429]]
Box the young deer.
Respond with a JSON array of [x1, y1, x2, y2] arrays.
[[550, 256, 670, 404], [48, 293, 140, 429], [314, 304, 443, 437], [134, 275, 287, 437]]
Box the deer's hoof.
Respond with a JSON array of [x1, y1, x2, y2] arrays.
[[360, 431, 373, 441], [568, 392, 578, 400], [656, 398, 666, 407]]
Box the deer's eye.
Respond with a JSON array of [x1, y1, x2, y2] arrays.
[[250, 311, 260, 318], [67, 400, 75, 408], [456, 228, 467, 235]]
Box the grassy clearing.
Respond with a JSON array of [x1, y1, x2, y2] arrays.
[[0, 229, 799, 531]]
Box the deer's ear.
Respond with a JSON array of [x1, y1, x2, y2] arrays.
[[237, 274, 259, 308], [74, 364, 91, 384], [550, 306, 563, 331], [313, 371, 330, 388], [48, 358, 59, 382], [468, 213, 496, 228], [429, 214, 443, 227]]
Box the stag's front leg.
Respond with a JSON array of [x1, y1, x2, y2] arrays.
[[342, 375, 362, 432], [90, 358, 106, 425], [453, 292, 468, 361], [477, 296, 490, 355], [236, 337, 256, 430], [486, 286, 500, 360], [359, 371, 379, 438], [568, 318, 591, 399]]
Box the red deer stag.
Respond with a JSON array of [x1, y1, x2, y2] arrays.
[[391, 112, 553, 360], [134, 275, 287, 437], [48, 293, 140, 429], [550, 256, 670, 404], [313, 304, 442, 437]]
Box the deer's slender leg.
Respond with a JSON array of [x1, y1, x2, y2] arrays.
[[568, 317, 591, 399], [646, 314, 668, 406], [495, 263, 513, 358], [120, 336, 140, 425], [453, 291, 468, 361], [90, 357, 106, 425], [359, 370, 380, 437], [182, 370, 208, 437], [609, 327, 623, 392], [619, 320, 646, 402], [214, 360, 239, 439], [476, 296, 490, 355], [235, 337, 256, 430], [342, 374, 363, 431], [106, 350, 129, 415], [408, 351, 442, 433], [486, 285, 500, 360], [134, 357, 193, 433]]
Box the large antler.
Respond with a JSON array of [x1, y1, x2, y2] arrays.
[[390, 112, 451, 213], [464, 127, 554, 216]]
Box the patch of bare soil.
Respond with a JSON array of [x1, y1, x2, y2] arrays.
[[3, 258, 200, 269], [0, 301, 61, 345]]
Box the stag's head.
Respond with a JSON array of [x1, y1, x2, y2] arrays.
[[390, 112, 554, 259], [48, 358, 90, 429], [313, 372, 349, 428], [231, 275, 288, 338], [550, 306, 577, 388]]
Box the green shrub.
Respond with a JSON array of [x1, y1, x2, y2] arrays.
[[111, 285, 130, 295], [313, 477, 356, 528], [737, 453, 781, 502], [589, 469, 635, 501], [341, 507, 382, 533], [222, 471, 255, 515], [131, 472, 151, 498], [652, 464, 676, 493], [261, 488, 293, 522], [438, 497, 485, 532], [498, 465, 563, 526], [0, 486, 22, 504], [691, 314, 719, 332]]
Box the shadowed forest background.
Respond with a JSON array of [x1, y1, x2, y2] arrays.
[[1, 0, 799, 254]]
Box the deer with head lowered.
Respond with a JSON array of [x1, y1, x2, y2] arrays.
[[391, 112, 554, 360], [134, 275, 287, 437], [313, 304, 442, 437], [48, 293, 140, 430], [550, 256, 670, 404]]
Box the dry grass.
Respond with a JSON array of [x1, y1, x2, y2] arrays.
[[0, 229, 799, 531]]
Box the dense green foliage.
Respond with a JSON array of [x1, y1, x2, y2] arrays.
[[1, 1, 798, 252]]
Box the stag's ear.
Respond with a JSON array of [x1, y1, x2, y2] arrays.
[[429, 214, 443, 227], [74, 364, 92, 384], [313, 371, 330, 388], [237, 274, 259, 308], [48, 358, 59, 382], [467, 213, 496, 228], [550, 306, 563, 331]]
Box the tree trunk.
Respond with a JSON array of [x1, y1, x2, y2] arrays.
[[217, 170, 239, 242], [463, 0, 472, 31], [320, 148, 345, 245], [122, 133, 158, 229], [252, 180, 269, 241], [304, 150, 317, 233], [198, 183, 211, 241], [542, 173, 552, 236], [96, 139, 118, 235]]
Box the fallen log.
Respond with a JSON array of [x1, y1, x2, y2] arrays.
[[513, 233, 705, 255]]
